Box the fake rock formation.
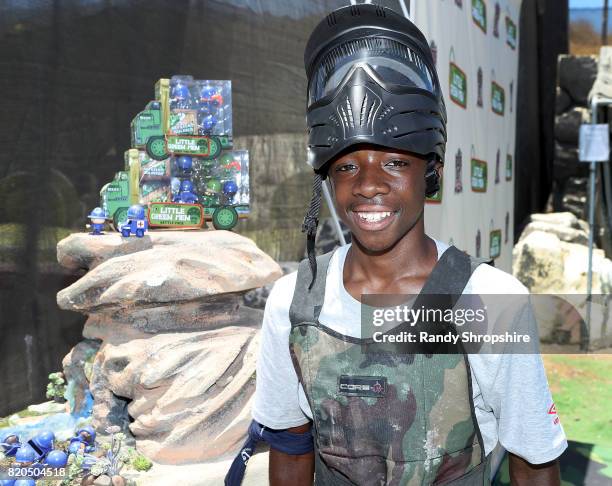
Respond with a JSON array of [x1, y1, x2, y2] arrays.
[[56, 231, 282, 464]]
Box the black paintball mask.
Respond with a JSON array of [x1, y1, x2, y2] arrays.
[[302, 4, 447, 286]]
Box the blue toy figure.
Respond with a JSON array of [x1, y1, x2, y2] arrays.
[[27, 430, 54, 461], [170, 82, 193, 110], [223, 180, 238, 204], [176, 155, 193, 176], [198, 113, 217, 134], [121, 205, 148, 238], [1, 433, 21, 457], [14, 445, 36, 467], [68, 425, 97, 455], [88, 207, 107, 235], [44, 449, 68, 468], [13, 480, 36, 486], [199, 85, 223, 110], [173, 180, 199, 204]]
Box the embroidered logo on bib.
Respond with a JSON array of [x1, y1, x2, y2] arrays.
[[338, 375, 387, 397]]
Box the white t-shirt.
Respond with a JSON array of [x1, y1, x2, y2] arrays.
[[253, 240, 568, 465]]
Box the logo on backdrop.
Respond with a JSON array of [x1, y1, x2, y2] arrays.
[[506, 16, 518, 50], [490, 225, 502, 259], [450, 54, 467, 108], [506, 153, 513, 181], [472, 0, 487, 33], [471, 157, 488, 192], [491, 81, 506, 116]]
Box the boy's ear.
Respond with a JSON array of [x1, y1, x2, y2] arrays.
[[424, 160, 442, 197]]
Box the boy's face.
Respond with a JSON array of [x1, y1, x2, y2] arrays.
[[327, 145, 441, 252]]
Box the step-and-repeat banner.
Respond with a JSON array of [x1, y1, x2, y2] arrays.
[[415, 0, 522, 272]]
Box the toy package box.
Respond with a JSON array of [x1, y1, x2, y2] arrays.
[[187, 150, 250, 217], [159, 75, 232, 139]]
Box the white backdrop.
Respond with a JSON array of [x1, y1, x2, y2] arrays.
[[413, 0, 523, 272]]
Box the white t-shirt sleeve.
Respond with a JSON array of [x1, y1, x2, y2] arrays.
[[251, 272, 311, 430], [467, 265, 568, 465]]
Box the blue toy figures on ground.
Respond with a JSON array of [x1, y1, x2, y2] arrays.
[[27, 430, 54, 461], [68, 425, 97, 454], [1, 434, 21, 457], [87, 207, 107, 235], [121, 205, 148, 238]]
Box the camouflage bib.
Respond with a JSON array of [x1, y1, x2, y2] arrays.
[[288, 246, 492, 485]]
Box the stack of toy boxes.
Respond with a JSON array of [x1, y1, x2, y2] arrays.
[[130, 74, 250, 218]]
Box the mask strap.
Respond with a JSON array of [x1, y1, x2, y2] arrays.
[[302, 173, 323, 290]]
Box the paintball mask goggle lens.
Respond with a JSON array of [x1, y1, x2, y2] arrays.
[[308, 37, 436, 105]]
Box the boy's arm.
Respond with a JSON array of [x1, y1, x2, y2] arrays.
[[269, 423, 315, 486], [509, 453, 560, 486]]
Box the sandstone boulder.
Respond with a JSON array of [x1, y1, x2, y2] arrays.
[[57, 231, 281, 314], [520, 212, 590, 246], [90, 320, 262, 464], [57, 233, 153, 271], [513, 230, 612, 294], [57, 231, 282, 465]]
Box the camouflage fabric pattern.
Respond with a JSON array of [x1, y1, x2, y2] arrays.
[[289, 324, 487, 485]]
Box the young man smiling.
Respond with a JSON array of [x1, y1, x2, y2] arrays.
[[247, 5, 567, 486]]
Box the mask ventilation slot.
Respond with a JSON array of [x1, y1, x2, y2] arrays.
[[326, 11, 337, 26], [350, 5, 360, 16], [337, 89, 379, 134]]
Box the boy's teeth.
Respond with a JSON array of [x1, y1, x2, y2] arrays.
[[356, 211, 392, 222]]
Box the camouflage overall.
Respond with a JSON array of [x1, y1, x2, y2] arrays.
[[288, 246, 492, 485]]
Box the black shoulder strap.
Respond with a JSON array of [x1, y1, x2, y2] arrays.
[[419, 245, 492, 301], [289, 251, 335, 327]]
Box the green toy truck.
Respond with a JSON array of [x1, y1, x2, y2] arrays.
[[130, 79, 231, 161]]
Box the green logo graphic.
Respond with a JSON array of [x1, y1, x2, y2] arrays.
[[490, 229, 502, 259], [506, 16, 517, 50], [506, 154, 513, 181], [471, 158, 488, 192], [472, 0, 487, 33], [491, 82, 505, 116], [148, 203, 203, 227], [450, 63, 468, 108]]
